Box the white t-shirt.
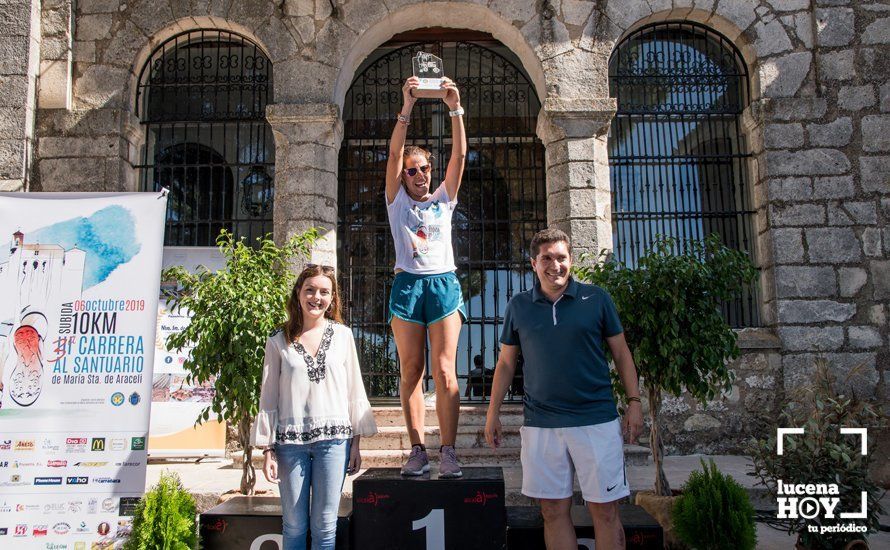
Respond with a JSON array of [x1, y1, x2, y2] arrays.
[[386, 184, 457, 274]]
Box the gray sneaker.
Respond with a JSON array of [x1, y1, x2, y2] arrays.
[[438, 445, 462, 478], [400, 445, 430, 476]]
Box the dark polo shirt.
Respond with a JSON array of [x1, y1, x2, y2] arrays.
[[500, 278, 623, 428]]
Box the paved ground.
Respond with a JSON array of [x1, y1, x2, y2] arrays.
[[147, 454, 890, 549]]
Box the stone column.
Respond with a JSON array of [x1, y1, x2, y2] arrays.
[[266, 103, 343, 266], [536, 98, 617, 258]]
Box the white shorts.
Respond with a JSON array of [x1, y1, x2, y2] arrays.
[[520, 419, 629, 503]]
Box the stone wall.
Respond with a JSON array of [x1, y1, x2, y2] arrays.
[[0, 0, 40, 192], [12, 0, 888, 453]]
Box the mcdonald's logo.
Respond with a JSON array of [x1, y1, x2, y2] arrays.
[[90, 438, 105, 452]]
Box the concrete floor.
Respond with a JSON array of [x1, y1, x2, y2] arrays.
[[147, 454, 890, 549]]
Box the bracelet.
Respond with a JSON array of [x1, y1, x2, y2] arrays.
[[627, 396, 641, 404], [448, 106, 464, 117], [262, 448, 275, 455], [396, 114, 410, 125]]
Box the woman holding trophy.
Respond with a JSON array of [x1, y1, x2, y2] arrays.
[[385, 56, 467, 479]]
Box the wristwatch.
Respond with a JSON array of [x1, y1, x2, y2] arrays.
[[448, 106, 465, 117]]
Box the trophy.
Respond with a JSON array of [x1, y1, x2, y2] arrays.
[[410, 51, 448, 99]]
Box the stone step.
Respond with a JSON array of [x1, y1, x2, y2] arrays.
[[363, 425, 522, 450], [235, 443, 650, 469], [372, 404, 525, 427]]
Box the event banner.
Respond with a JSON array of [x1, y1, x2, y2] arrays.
[[149, 246, 226, 458], [0, 192, 167, 549]]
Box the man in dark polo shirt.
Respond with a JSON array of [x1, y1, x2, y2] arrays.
[[485, 227, 643, 550]]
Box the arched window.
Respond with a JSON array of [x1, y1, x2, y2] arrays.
[[608, 22, 759, 327], [136, 30, 274, 246], [339, 36, 546, 400]]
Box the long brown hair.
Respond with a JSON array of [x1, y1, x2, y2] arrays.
[[283, 265, 343, 342]]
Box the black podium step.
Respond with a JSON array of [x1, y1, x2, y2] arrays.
[[506, 505, 663, 549], [199, 495, 351, 550], [353, 467, 507, 550]]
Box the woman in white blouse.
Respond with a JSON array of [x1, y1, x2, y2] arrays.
[[251, 264, 377, 550]]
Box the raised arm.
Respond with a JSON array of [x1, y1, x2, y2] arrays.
[[441, 78, 467, 201], [386, 77, 419, 205]]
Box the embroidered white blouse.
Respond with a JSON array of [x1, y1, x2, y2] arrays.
[[250, 321, 377, 447]]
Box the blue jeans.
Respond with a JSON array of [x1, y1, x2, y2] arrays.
[[275, 439, 350, 550]]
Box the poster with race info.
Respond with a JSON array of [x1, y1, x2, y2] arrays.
[[149, 247, 226, 458], [0, 192, 167, 549]]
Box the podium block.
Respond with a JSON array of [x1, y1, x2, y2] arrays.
[[352, 467, 506, 550], [506, 505, 663, 549], [199, 495, 351, 550]]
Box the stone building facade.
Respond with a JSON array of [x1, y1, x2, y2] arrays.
[[1, 0, 887, 455]]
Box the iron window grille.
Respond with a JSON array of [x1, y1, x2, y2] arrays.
[[608, 22, 760, 327], [136, 30, 274, 247], [338, 38, 546, 402]]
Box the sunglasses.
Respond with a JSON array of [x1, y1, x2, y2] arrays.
[[403, 165, 431, 177], [307, 263, 335, 273]]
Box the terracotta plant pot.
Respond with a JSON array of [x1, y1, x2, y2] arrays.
[[635, 490, 688, 549]]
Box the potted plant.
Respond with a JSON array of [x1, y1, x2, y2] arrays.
[[673, 458, 757, 550], [576, 235, 757, 540], [163, 229, 318, 494], [750, 359, 886, 550], [123, 471, 198, 549]]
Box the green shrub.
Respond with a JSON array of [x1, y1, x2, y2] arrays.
[[673, 458, 757, 550], [123, 471, 198, 550]]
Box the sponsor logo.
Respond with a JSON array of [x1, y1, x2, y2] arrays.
[[75, 521, 90, 533], [115, 461, 140, 468], [203, 518, 228, 533], [130, 437, 145, 451], [34, 477, 63, 486], [356, 492, 391, 507], [68, 501, 83, 513], [53, 523, 70, 535], [47, 460, 67, 468], [33, 524, 48, 536], [66, 438, 87, 445], [16, 504, 39, 512], [110, 439, 126, 451], [463, 491, 500, 506], [44, 503, 65, 514], [0, 527, 6, 535], [3, 474, 24, 486], [75, 543, 86, 550], [74, 462, 107, 468], [101, 498, 116, 513], [45, 544, 67, 550], [0, 461, 7, 468], [92, 477, 121, 484], [129, 392, 141, 406], [97, 522, 111, 536], [41, 439, 60, 452], [115, 519, 132, 539], [0, 502, 10, 513], [110, 392, 125, 406], [119, 497, 140, 516], [14, 440, 34, 452], [14, 524, 27, 537], [66, 477, 88, 485], [13, 460, 38, 468], [0, 440, 11, 450], [87, 498, 98, 514], [90, 438, 105, 452]]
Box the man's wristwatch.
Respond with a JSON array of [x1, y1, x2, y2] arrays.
[[448, 106, 465, 117]]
